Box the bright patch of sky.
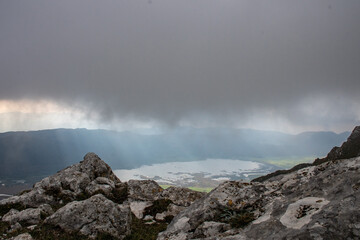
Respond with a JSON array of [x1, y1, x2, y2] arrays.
[[0, 99, 357, 134]]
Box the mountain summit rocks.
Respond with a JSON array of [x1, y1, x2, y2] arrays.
[[0, 152, 126, 209], [314, 125, 360, 165], [0, 153, 204, 239], [159, 126, 360, 239]]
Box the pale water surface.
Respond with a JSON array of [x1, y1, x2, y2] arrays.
[[114, 159, 271, 187]]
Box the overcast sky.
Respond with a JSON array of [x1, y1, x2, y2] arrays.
[[0, 0, 360, 133]]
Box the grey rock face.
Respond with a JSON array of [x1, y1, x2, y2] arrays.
[[2, 206, 47, 225], [158, 187, 206, 207], [194, 221, 231, 238], [127, 180, 205, 224], [127, 179, 163, 201], [0, 153, 204, 239], [44, 194, 131, 239], [0, 153, 130, 239], [315, 125, 360, 165], [159, 157, 360, 239], [0, 153, 122, 208]]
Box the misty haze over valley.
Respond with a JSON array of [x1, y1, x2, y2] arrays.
[[0, 127, 349, 192]]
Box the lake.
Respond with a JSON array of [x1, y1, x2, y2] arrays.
[[114, 159, 275, 187]]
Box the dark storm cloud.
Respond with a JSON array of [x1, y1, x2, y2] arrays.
[[1, 0, 360, 131]]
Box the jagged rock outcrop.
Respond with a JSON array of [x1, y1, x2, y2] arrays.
[[158, 187, 205, 207], [127, 180, 205, 225], [0, 153, 204, 239], [159, 126, 360, 239], [1, 152, 124, 208], [314, 125, 360, 164], [44, 194, 131, 238], [254, 126, 360, 183], [2, 204, 53, 225]]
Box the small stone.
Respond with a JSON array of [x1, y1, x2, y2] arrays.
[[155, 212, 166, 221], [44, 194, 131, 239], [143, 215, 154, 221], [9, 222, 22, 233], [26, 225, 37, 231], [130, 201, 152, 219], [11, 233, 33, 240]]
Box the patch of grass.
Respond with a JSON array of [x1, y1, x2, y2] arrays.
[[217, 208, 255, 228], [0, 220, 11, 235], [228, 211, 255, 228], [96, 232, 121, 240], [256, 156, 315, 169], [160, 185, 213, 193], [0, 203, 27, 216], [30, 224, 88, 240], [0, 220, 30, 239], [188, 187, 213, 193], [124, 213, 167, 240], [29, 223, 121, 240], [144, 199, 172, 217]]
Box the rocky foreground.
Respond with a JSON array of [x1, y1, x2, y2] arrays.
[[0, 153, 204, 239], [1, 126, 360, 240]]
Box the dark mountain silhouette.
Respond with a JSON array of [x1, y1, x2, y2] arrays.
[[0, 128, 349, 180]]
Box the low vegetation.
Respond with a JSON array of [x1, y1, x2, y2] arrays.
[[124, 213, 167, 240], [1, 222, 123, 240], [255, 156, 315, 169], [0, 203, 27, 216], [144, 199, 173, 217], [30, 224, 88, 240], [160, 185, 213, 193], [217, 207, 255, 228]]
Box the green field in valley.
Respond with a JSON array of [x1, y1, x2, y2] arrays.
[[254, 156, 316, 169], [160, 185, 213, 193]]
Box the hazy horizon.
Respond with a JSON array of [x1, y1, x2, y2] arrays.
[[0, 125, 353, 136], [1, 1, 360, 134]]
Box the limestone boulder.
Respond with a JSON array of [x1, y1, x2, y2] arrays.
[[2, 204, 53, 225], [127, 180, 163, 201], [158, 186, 205, 207], [0, 153, 122, 208], [44, 194, 131, 239]]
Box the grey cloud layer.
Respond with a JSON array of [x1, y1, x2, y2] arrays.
[[1, 0, 360, 130]]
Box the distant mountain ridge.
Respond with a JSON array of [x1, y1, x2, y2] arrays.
[[0, 128, 349, 180]]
